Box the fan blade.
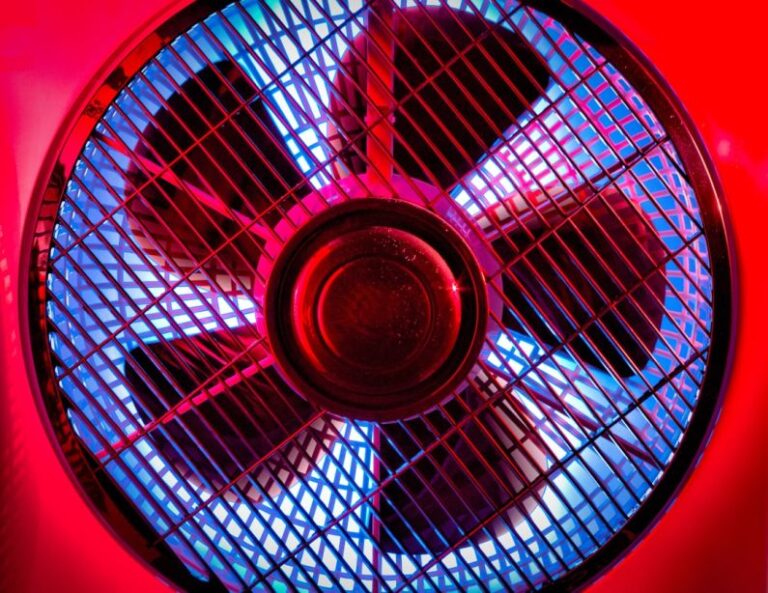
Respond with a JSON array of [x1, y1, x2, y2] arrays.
[[375, 392, 544, 555], [125, 326, 334, 501], [371, 188, 666, 554], [119, 60, 308, 296], [330, 6, 550, 189], [495, 188, 668, 377]]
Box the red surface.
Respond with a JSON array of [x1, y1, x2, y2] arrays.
[[0, 1, 766, 592]]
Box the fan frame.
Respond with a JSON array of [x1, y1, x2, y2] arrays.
[[19, 0, 737, 591]]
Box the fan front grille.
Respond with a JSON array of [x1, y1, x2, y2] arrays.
[[28, 0, 729, 591]]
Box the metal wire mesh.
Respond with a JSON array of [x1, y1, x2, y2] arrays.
[[39, 0, 716, 591]]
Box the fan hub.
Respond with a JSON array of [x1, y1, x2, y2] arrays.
[[315, 241, 451, 373], [265, 198, 488, 421]]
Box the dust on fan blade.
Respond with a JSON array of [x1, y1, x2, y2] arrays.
[[494, 188, 668, 377], [118, 60, 307, 296], [330, 5, 550, 189], [125, 326, 338, 501]]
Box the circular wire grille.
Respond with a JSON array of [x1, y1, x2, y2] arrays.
[[26, 0, 732, 591]]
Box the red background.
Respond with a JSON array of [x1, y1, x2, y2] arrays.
[[0, 1, 766, 591]]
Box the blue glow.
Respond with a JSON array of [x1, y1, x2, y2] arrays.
[[47, 0, 713, 591]]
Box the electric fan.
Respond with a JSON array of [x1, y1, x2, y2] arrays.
[[21, 0, 735, 591]]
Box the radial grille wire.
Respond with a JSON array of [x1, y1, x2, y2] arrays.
[[36, 0, 717, 591]]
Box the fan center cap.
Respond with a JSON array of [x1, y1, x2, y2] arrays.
[[265, 198, 487, 421], [316, 239, 444, 372]]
